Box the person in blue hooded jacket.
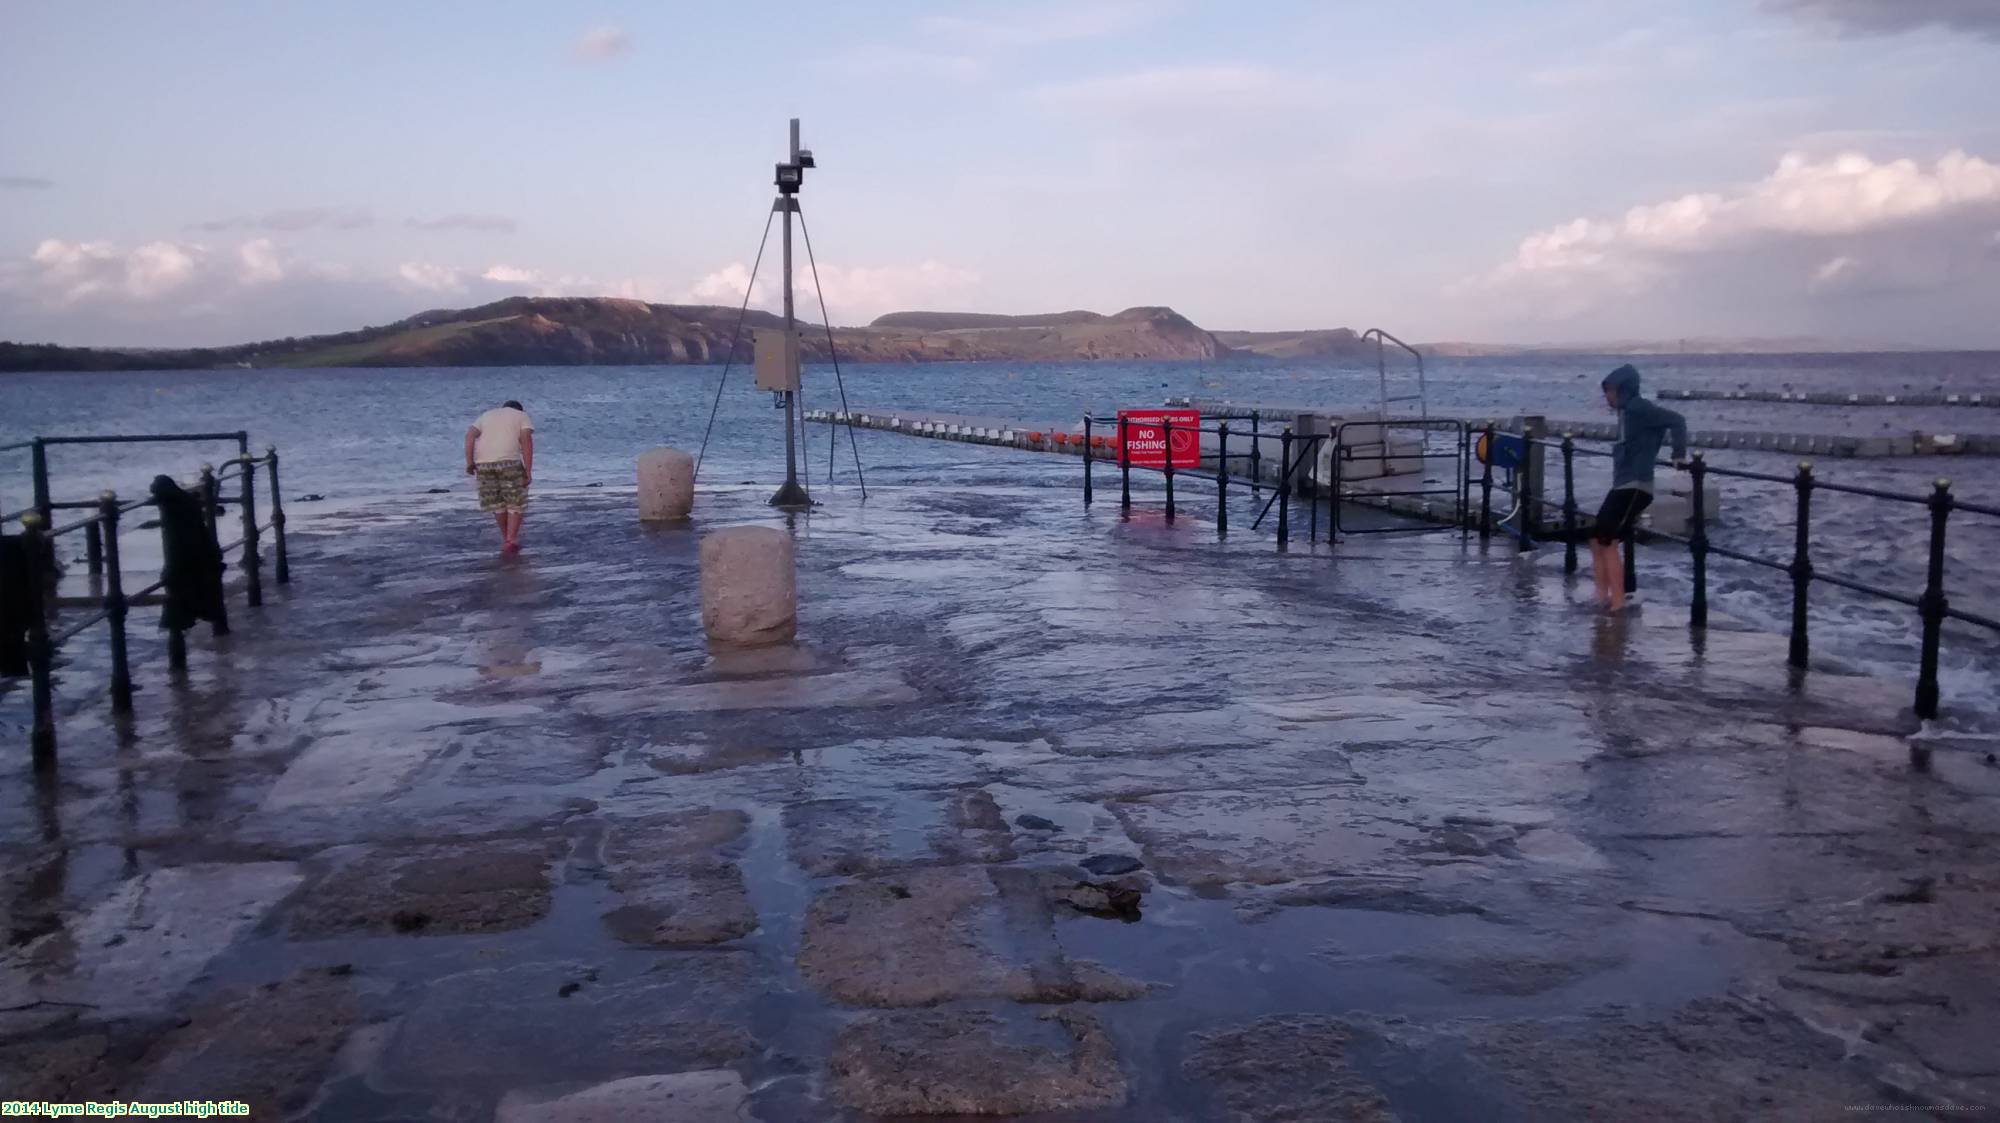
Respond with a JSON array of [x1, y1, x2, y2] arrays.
[[1593, 364, 1687, 610]]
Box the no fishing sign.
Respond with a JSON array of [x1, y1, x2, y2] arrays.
[[1117, 409, 1201, 469]]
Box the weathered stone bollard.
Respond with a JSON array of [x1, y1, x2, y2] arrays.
[[637, 448, 695, 521], [700, 526, 796, 646]]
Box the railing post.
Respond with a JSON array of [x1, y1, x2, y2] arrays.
[[1915, 478, 1953, 721], [1249, 412, 1262, 495], [1561, 435, 1578, 574], [1080, 415, 1096, 507], [199, 465, 230, 638], [1276, 428, 1293, 548], [1478, 424, 1494, 541], [1331, 427, 1345, 541], [30, 438, 52, 527], [1459, 425, 1471, 538], [1215, 423, 1229, 536], [99, 492, 132, 714], [1119, 416, 1131, 513], [85, 519, 104, 577], [1308, 437, 1319, 544], [1788, 461, 1814, 669], [1688, 453, 1709, 631], [20, 513, 55, 767], [266, 446, 289, 585], [1517, 420, 1539, 553], [239, 455, 264, 609], [1163, 417, 1176, 523]]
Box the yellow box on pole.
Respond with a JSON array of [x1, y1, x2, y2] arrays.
[[754, 328, 800, 392]]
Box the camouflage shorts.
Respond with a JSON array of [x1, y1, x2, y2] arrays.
[[476, 461, 529, 512]]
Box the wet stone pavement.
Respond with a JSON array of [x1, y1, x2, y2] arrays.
[[4, 481, 1999, 1120]]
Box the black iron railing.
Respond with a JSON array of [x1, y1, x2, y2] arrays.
[[1081, 415, 1330, 545], [1541, 433, 1999, 726], [1082, 415, 1471, 548], [2, 432, 292, 767], [1073, 409, 1999, 730]]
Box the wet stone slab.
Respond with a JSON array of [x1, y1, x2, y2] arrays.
[[599, 810, 757, 947], [830, 1007, 1127, 1116], [1182, 1015, 1397, 1123], [798, 865, 1148, 1007], [0, 862, 302, 1031], [369, 955, 761, 1110], [286, 841, 558, 938], [131, 968, 360, 1117]]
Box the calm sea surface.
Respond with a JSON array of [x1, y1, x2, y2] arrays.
[[5, 352, 2000, 725]]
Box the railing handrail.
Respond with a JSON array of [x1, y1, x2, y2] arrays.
[[33, 432, 248, 446], [1530, 431, 2000, 516]]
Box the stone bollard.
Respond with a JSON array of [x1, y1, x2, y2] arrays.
[[637, 448, 695, 521], [700, 526, 796, 646]]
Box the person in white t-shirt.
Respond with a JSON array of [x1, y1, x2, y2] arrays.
[[464, 400, 535, 553]]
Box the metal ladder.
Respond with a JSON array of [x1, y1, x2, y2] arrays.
[[1330, 329, 1429, 478], [1363, 328, 1427, 423]]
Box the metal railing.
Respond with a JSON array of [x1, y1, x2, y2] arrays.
[[1541, 433, 1999, 725], [1081, 413, 1475, 548], [1328, 418, 1469, 537], [3, 432, 291, 767]]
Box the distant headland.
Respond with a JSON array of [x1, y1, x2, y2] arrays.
[[0, 295, 1938, 371]]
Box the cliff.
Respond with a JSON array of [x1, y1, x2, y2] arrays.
[[1, 298, 1233, 371]]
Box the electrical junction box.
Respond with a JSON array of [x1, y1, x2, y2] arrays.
[[754, 328, 800, 392]]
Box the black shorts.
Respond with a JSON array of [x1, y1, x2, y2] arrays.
[[1592, 487, 1652, 545]]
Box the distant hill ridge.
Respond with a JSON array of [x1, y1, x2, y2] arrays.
[[0, 297, 1234, 370], [0, 296, 1934, 372]]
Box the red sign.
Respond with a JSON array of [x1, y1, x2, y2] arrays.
[[1117, 409, 1201, 469]]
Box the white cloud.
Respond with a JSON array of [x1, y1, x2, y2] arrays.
[[481, 264, 539, 286], [396, 261, 464, 292], [238, 238, 285, 285], [573, 25, 630, 61], [1457, 148, 2000, 342], [1811, 254, 1859, 289], [684, 262, 773, 309], [682, 259, 979, 324], [1486, 149, 2000, 290], [26, 238, 204, 301]]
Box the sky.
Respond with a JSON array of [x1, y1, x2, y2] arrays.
[[3, 0, 1999, 348]]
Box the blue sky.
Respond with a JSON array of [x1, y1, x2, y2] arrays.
[[4, 0, 1999, 347]]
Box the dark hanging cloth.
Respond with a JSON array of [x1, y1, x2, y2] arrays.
[[0, 534, 30, 676], [151, 475, 225, 632]]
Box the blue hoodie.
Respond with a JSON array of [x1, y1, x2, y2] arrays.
[[1603, 364, 1687, 492]]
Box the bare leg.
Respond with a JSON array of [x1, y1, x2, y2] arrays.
[[505, 510, 524, 549], [493, 511, 508, 547], [1605, 541, 1627, 612], [1589, 540, 1611, 604]]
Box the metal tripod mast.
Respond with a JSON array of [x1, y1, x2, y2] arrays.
[[768, 118, 813, 509]]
